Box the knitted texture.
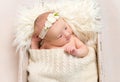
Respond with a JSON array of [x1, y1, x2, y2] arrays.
[[27, 47, 98, 82]]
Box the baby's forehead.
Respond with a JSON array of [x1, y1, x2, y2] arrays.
[[45, 18, 66, 38], [50, 18, 66, 31], [36, 12, 68, 40]]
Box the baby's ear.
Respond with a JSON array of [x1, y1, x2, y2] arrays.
[[31, 34, 41, 49], [32, 33, 41, 42]]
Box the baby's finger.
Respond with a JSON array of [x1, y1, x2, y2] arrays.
[[64, 47, 70, 53], [70, 49, 75, 55]]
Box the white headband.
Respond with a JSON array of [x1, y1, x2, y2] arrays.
[[39, 12, 59, 39]]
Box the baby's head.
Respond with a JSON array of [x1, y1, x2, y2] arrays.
[[33, 12, 73, 47]]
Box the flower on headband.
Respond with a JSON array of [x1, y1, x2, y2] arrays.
[[44, 13, 59, 30], [45, 21, 52, 30], [47, 12, 59, 23], [39, 12, 59, 39]]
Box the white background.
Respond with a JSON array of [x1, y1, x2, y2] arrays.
[[0, 0, 120, 82]]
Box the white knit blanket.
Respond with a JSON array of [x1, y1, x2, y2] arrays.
[[27, 47, 98, 82]]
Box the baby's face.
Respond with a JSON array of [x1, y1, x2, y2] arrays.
[[44, 18, 73, 47]]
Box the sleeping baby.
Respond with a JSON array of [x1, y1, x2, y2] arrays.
[[27, 12, 98, 82], [14, 0, 101, 82], [31, 12, 89, 58]]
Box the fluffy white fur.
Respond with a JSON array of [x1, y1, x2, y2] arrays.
[[13, 0, 101, 59]]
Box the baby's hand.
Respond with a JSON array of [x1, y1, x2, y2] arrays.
[[64, 46, 88, 58], [64, 46, 77, 57]]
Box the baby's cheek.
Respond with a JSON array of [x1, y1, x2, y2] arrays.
[[53, 39, 66, 46]]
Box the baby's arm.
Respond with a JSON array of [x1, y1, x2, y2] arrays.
[[64, 36, 89, 58], [73, 37, 89, 57]]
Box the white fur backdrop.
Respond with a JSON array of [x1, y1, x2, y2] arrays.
[[13, 0, 101, 57]]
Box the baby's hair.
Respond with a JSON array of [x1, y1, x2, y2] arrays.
[[34, 12, 51, 36]]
